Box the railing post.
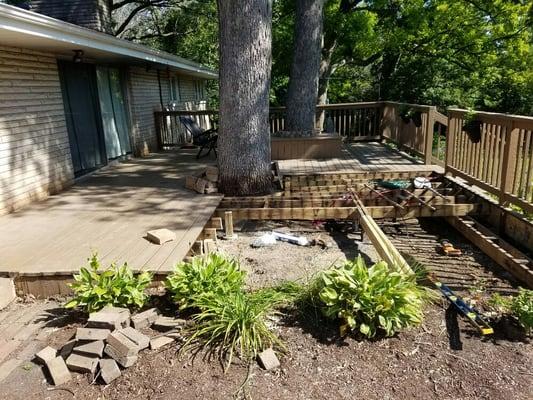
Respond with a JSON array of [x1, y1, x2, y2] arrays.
[[445, 112, 457, 174], [499, 119, 519, 205], [423, 107, 435, 164]]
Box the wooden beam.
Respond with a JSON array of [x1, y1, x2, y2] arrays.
[[215, 203, 480, 221], [445, 216, 533, 288]]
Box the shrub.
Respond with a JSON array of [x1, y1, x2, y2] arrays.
[[316, 256, 429, 338], [165, 253, 245, 310], [510, 288, 532, 334], [185, 289, 285, 369], [65, 254, 152, 313]]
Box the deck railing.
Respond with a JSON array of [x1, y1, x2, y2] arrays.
[[446, 109, 533, 214], [153, 102, 532, 213]]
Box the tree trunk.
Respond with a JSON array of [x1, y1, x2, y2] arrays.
[[285, 0, 325, 135], [315, 38, 337, 130], [217, 0, 273, 196]]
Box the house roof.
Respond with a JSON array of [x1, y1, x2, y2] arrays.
[[0, 3, 217, 79]]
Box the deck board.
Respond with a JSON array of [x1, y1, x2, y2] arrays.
[[278, 142, 443, 175], [0, 150, 221, 276]]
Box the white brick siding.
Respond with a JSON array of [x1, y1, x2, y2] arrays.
[[0, 45, 74, 215]]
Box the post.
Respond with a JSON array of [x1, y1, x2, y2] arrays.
[[445, 112, 457, 174], [154, 112, 163, 150], [423, 107, 435, 164], [224, 211, 236, 239], [499, 119, 519, 205]]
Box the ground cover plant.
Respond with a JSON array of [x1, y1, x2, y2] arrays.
[[165, 253, 245, 310], [489, 288, 533, 335], [167, 253, 287, 370], [65, 253, 153, 312], [313, 256, 431, 338]]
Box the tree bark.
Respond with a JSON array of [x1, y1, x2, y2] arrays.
[[316, 38, 337, 130], [285, 0, 325, 135], [217, 0, 273, 196]]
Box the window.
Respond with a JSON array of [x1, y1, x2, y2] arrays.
[[194, 80, 205, 101], [170, 76, 180, 102]]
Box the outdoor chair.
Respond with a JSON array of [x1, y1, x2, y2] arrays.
[[179, 116, 218, 159]]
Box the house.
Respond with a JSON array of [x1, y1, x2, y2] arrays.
[[0, 1, 217, 216]]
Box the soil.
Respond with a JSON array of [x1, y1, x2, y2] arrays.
[[1, 218, 531, 400]]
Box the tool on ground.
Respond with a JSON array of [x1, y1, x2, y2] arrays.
[[439, 239, 462, 256], [431, 277, 493, 335], [271, 231, 309, 246]]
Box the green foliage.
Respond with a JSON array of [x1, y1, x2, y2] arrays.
[[315, 256, 429, 338], [65, 254, 152, 313], [165, 253, 245, 310], [510, 288, 533, 334], [185, 289, 286, 369], [489, 289, 533, 334]]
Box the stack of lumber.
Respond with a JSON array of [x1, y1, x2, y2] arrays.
[[185, 166, 219, 194]]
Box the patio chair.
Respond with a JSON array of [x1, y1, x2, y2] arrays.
[[179, 116, 218, 159]]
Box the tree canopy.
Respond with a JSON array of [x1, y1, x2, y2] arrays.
[[114, 0, 533, 115]]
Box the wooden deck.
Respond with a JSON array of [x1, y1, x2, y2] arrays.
[[278, 142, 444, 175], [0, 149, 221, 277]]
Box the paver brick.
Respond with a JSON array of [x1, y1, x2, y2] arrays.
[[146, 228, 176, 245], [76, 327, 111, 341], [104, 344, 138, 368], [149, 336, 174, 350], [35, 346, 57, 364], [152, 316, 186, 331], [73, 340, 104, 358], [66, 353, 98, 374], [106, 332, 139, 356], [88, 307, 130, 330], [131, 308, 158, 330], [46, 356, 72, 386], [119, 327, 149, 350], [257, 348, 280, 370], [99, 359, 121, 384]]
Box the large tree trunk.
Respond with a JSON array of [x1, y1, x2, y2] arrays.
[[285, 0, 324, 135], [316, 38, 337, 130], [217, 0, 273, 196]]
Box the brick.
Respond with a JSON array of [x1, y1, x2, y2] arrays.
[[146, 228, 176, 245], [131, 308, 158, 330], [257, 348, 280, 370], [65, 353, 98, 374], [46, 356, 71, 386], [35, 346, 57, 364], [59, 339, 76, 359], [149, 336, 174, 350], [119, 327, 149, 350], [152, 316, 186, 332], [73, 340, 104, 358], [76, 327, 110, 341], [99, 359, 121, 384], [104, 345, 137, 368], [87, 307, 130, 330], [106, 332, 139, 357]]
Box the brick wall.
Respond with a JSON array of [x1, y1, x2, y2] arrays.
[[0, 45, 74, 215], [29, 0, 113, 33]]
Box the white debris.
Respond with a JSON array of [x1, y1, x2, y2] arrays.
[[251, 233, 278, 248], [272, 231, 309, 246], [413, 176, 431, 189]]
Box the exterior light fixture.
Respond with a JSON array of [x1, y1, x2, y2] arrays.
[[72, 50, 84, 63]]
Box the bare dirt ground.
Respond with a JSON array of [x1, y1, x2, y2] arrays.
[[0, 218, 531, 400]]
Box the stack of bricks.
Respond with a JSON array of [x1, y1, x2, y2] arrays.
[[35, 306, 185, 386], [185, 166, 219, 194]]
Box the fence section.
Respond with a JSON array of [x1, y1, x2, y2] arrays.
[[446, 109, 533, 214]]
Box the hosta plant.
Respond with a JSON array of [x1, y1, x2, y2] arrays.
[[317, 256, 429, 338], [165, 253, 245, 310], [65, 254, 153, 313]]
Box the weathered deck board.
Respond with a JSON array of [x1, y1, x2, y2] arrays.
[[278, 142, 444, 176], [0, 150, 221, 276]]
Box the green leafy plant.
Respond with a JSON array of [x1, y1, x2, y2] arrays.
[[510, 288, 533, 334], [315, 256, 429, 338], [184, 289, 285, 370], [165, 253, 245, 310], [65, 254, 152, 313]]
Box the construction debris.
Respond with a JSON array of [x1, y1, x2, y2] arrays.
[[37, 307, 182, 386], [185, 166, 220, 194], [146, 228, 176, 245], [251, 233, 277, 248], [272, 231, 309, 246], [439, 239, 462, 256]]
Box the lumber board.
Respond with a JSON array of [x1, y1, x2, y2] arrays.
[[214, 203, 480, 221], [445, 216, 533, 288]]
